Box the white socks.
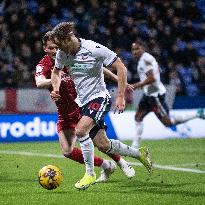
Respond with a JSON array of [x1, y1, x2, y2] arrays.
[[78, 135, 95, 176], [132, 121, 143, 149], [101, 160, 111, 170], [108, 139, 141, 159], [117, 158, 127, 167], [171, 112, 198, 125]]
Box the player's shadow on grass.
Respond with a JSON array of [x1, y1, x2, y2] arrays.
[[114, 180, 205, 197], [134, 186, 205, 198]]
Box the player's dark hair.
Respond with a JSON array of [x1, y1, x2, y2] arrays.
[[42, 31, 53, 46], [51, 22, 75, 40], [132, 40, 145, 48]]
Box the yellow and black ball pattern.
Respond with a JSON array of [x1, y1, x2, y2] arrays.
[[38, 165, 62, 190]]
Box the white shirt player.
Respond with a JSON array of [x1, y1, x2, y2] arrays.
[[137, 52, 166, 97], [55, 38, 117, 107]]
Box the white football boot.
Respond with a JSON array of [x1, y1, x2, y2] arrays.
[[96, 160, 116, 183], [117, 158, 135, 178]]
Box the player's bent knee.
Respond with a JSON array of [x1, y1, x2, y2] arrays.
[[94, 140, 110, 153], [62, 149, 73, 158], [135, 114, 143, 122], [160, 117, 172, 127], [96, 144, 109, 153], [75, 128, 87, 138], [61, 146, 74, 158], [163, 122, 171, 127]]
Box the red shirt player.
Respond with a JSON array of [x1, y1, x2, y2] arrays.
[[35, 54, 80, 132], [35, 31, 135, 182]]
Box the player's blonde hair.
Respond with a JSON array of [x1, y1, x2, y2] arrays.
[[51, 22, 75, 40]]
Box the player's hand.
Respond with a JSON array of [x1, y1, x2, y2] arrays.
[[50, 91, 61, 101], [114, 96, 125, 114], [60, 71, 66, 77], [126, 83, 134, 92], [131, 83, 142, 90]]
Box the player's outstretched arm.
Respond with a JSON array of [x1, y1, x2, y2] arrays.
[[132, 70, 155, 90], [103, 67, 118, 83], [35, 75, 51, 89], [103, 67, 134, 92], [110, 57, 127, 113], [51, 67, 61, 101]]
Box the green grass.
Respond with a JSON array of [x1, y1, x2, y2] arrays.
[[0, 138, 205, 205]]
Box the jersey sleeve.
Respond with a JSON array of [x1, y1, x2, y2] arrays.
[[35, 64, 51, 77], [142, 53, 155, 73], [94, 43, 117, 67], [55, 50, 66, 70]]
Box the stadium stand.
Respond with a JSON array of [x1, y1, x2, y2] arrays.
[[0, 0, 205, 96]]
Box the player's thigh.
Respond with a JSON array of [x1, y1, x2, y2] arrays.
[[75, 116, 96, 137], [154, 95, 171, 126], [58, 129, 76, 152], [135, 95, 151, 121], [78, 96, 111, 136], [92, 129, 110, 152], [157, 115, 172, 127], [135, 109, 149, 121]]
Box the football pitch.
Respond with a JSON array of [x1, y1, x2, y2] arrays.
[[0, 138, 205, 205]]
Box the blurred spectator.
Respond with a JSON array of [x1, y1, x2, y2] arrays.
[[127, 56, 139, 84], [12, 56, 31, 88], [19, 43, 32, 67], [0, 58, 13, 88], [169, 44, 184, 65], [182, 42, 199, 66], [177, 64, 199, 96], [195, 56, 205, 94], [0, 39, 13, 62], [169, 67, 183, 95]]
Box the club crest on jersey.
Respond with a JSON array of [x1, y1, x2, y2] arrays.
[[81, 53, 89, 60], [36, 65, 44, 73]]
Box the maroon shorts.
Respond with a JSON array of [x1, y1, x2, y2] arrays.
[[57, 108, 82, 133]]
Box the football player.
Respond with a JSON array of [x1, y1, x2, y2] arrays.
[[35, 31, 136, 184], [130, 41, 205, 149], [50, 22, 152, 190]]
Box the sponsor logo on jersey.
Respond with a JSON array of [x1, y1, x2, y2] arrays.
[[71, 63, 93, 71]]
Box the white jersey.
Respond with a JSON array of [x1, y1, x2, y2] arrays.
[[137, 52, 166, 97], [55, 38, 117, 107]]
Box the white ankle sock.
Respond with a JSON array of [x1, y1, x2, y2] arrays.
[[117, 158, 127, 167], [171, 112, 197, 125], [78, 135, 95, 176], [101, 160, 110, 170], [108, 139, 141, 159], [132, 121, 143, 148]]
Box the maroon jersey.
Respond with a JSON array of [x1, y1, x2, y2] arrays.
[[35, 55, 81, 131]]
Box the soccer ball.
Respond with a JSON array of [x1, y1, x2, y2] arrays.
[[38, 165, 62, 190]]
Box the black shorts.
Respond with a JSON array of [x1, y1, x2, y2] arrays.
[[81, 95, 111, 129], [138, 94, 169, 117]]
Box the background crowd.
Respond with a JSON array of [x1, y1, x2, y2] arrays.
[[0, 0, 205, 96]]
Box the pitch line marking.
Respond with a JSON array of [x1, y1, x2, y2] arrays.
[[0, 150, 64, 158], [165, 163, 205, 167], [0, 150, 205, 174], [129, 162, 205, 174]]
